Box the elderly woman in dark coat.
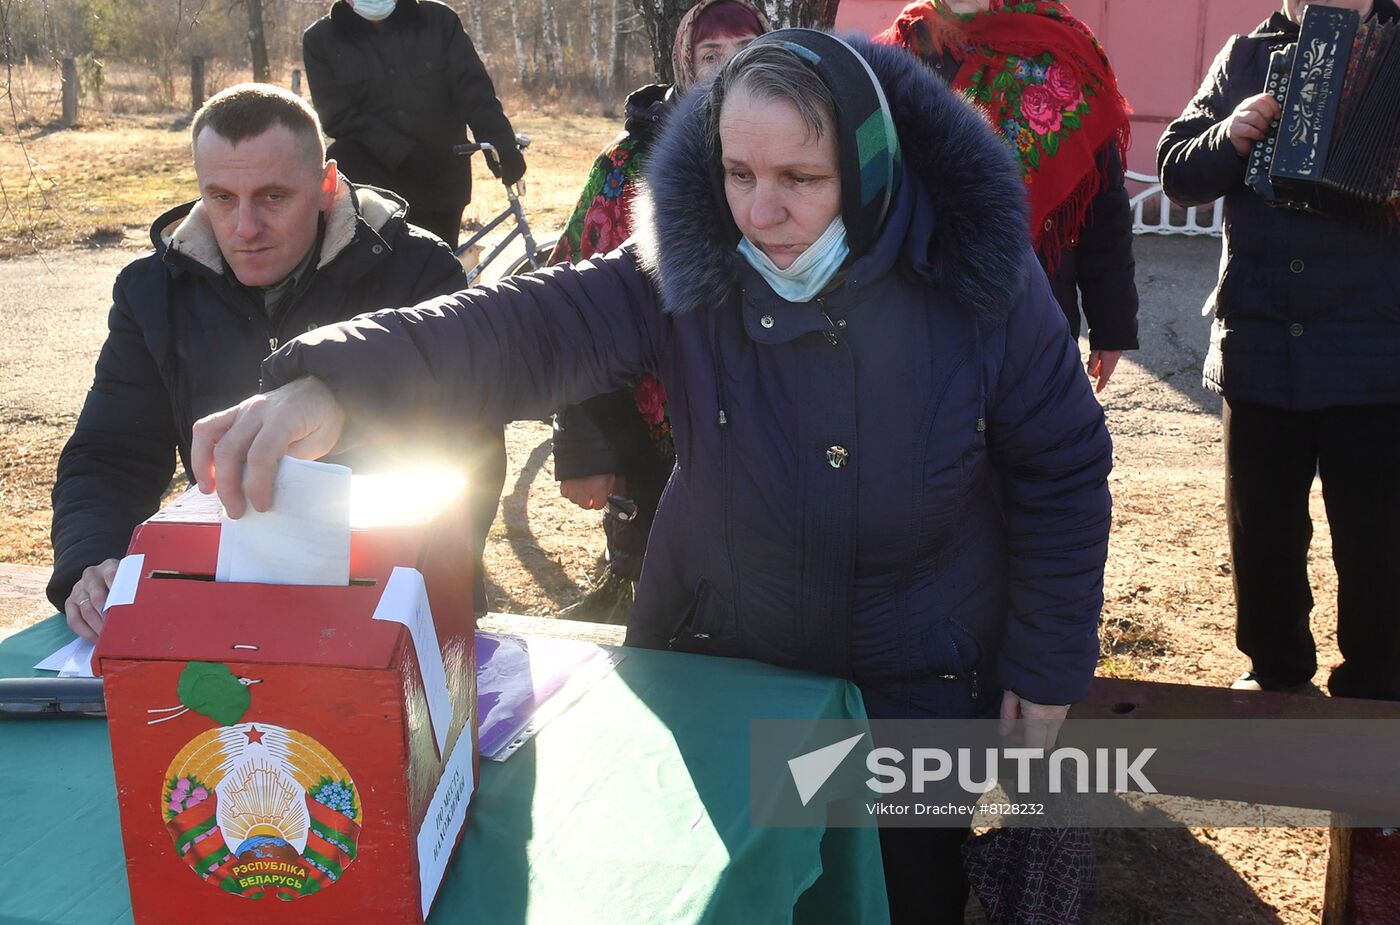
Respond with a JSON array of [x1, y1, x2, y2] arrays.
[[193, 31, 1113, 921]]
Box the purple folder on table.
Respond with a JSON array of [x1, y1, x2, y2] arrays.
[[474, 631, 624, 761]]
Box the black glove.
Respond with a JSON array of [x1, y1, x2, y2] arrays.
[[491, 144, 526, 187]]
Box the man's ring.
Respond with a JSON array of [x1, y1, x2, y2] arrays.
[[78, 597, 91, 606]]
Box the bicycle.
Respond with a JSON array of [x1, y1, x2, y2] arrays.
[[452, 134, 557, 285]]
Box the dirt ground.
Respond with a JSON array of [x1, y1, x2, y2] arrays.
[[0, 114, 1345, 922]]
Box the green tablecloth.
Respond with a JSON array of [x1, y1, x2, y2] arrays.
[[0, 616, 889, 925]]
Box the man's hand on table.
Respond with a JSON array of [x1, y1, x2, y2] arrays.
[[192, 376, 346, 518], [65, 558, 119, 641]]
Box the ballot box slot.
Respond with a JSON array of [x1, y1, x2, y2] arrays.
[[146, 570, 378, 586]]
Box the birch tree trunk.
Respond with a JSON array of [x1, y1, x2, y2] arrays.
[[610, 0, 627, 93], [538, 0, 559, 85], [589, 0, 603, 93], [510, 2, 528, 85], [469, 1, 485, 46]]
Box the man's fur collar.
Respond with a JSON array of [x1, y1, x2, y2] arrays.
[[634, 34, 1029, 320], [156, 178, 404, 277]]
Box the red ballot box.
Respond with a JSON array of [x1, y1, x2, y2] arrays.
[[92, 484, 478, 924]]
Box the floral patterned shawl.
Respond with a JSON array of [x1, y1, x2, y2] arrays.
[[878, 0, 1131, 268], [547, 0, 771, 458]]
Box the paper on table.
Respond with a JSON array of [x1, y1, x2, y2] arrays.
[[35, 636, 97, 677], [372, 567, 454, 756], [475, 632, 624, 761], [34, 553, 146, 678], [215, 457, 351, 586]]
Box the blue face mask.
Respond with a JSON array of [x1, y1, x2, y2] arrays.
[[736, 216, 849, 303], [351, 0, 396, 21]]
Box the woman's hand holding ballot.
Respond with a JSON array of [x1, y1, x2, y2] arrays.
[[191, 376, 346, 518]]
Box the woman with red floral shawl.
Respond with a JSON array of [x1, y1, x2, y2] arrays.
[[879, 0, 1139, 394], [548, 0, 771, 621]]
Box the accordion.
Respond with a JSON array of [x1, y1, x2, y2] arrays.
[[1246, 5, 1400, 232]]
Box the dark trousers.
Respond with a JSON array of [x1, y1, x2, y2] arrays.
[[410, 207, 466, 250], [1224, 398, 1400, 700], [878, 826, 970, 923]]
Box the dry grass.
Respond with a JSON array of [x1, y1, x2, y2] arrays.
[[0, 62, 619, 258]]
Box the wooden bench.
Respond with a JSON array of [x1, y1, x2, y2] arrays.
[[1076, 678, 1400, 924]]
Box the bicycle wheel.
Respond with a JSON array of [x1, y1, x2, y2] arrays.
[[503, 236, 559, 278]]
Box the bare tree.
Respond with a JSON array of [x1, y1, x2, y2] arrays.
[[588, 0, 601, 92], [469, 1, 484, 47], [539, 0, 561, 85], [509, 1, 527, 84], [609, 0, 626, 92], [245, 0, 270, 82]]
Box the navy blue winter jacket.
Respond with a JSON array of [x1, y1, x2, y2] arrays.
[[1157, 3, 1400, 410], [264, 39, 1113, 716]]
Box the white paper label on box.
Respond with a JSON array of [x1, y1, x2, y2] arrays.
[[371, 566, 454, 756], [416, 727, 475, 918]]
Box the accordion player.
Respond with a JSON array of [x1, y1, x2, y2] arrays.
[[1246, 4, 1400, 231]]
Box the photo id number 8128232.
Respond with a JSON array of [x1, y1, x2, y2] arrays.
[[977, 803, 1045, 816]]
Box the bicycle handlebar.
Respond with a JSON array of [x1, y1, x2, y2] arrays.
[[452, 133, 532, 158]]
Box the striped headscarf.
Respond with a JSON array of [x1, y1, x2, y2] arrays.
[[735, 29, 904, 259]]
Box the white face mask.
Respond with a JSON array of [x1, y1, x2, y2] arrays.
[[737, 216, 850, 304], [351, 0, 396, 22]]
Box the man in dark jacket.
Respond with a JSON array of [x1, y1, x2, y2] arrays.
[[50, 83, 476, 639], [1158, 0, 1400, 700], [302, 0, 525, 249]]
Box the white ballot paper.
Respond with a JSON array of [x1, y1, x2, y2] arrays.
[[215, 457, 352, 586], [35, 553, 145, 677], [35, 636, 98, 678]]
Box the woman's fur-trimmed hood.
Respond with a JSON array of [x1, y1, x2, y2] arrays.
[[635, 34, 1029, 320]]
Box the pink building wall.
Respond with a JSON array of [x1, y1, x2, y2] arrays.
[[834, 0, 1281, 175]]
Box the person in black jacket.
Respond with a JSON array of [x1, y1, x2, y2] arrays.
[[302, 0, 525, 249], [50, 83, 475, 639], [1158, 0, 1400, 700]]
